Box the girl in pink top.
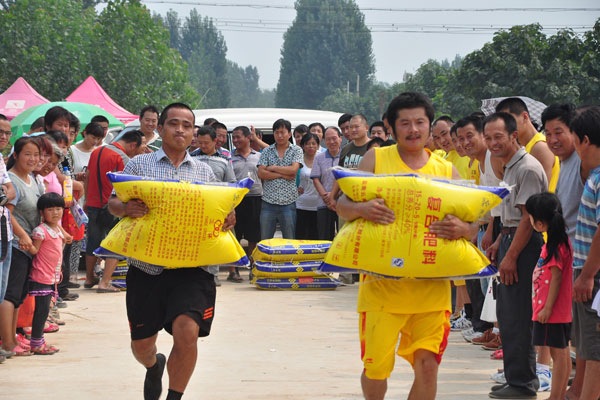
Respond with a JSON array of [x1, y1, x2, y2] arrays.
[[526, 193, 573, 400], [28, 193, 72, 355]]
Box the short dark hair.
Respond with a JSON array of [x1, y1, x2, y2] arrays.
[[351, 114, 368, 126], [44, 106, 70, 131], [454, 114, 484, 135], [0, 114, 7, 121], [203, 117, 218, 126], [338, 113, 352, 127], [197, 125, 217, 140], [69, 112, 80, 133], [495, 97, 529, 115], [45, 130, 68, 145], [91, 115, 109, 125], [449, 124, 458, 137], [570, 106, 600, 147], [386, 92, 435, 135], [158, 103, 195, 127], [324, 126, 341, 137], [300, 132, 320, 146], [83, 122, 105, 138], [119, 129, 143, 146], [367, 137, 385, 150], [541, 103, 576, 130], [273, 119, 291, 133], [308, 122, 325, 134], [381, 111, 388, 121], [140, 105, 159, 119], [369, 121, 386, 135], [433, 115, 454, 127], [30, 116, 45, 131], [212, 122, 227, 132], [232, 126, 250, 137], [37, 192, 65, 211], [293, 124, 308, 136], [483, 112, 518, 136]]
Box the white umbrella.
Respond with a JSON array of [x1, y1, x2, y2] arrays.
[[481, 96, 547, 128]]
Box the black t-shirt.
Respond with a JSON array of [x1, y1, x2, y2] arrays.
[[338, 141, 370, 169]]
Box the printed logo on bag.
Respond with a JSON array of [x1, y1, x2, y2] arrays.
[[391, 257, 404, 268]]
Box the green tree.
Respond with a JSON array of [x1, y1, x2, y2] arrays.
[[0, 0, 95, 99], [91, 0, 199, 111], [276, 0, 374, 109], [226, 61, 261, 107], [580, 19, 600, 104]]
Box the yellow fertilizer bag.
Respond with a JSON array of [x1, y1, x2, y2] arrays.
[[253, 276, 340, 290], [320, 169, 509, 279], [252, 239, 331, 262], [253, 260, 325, 278], [95, 173, 252, 268]]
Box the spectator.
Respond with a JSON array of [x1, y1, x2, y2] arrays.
[[338, 113, 352, 143], [231, 126, 263, 279], [338, 114, 370, 169], [44, 106, 70, 135], [26, 117, 45, 135], [311, 126, 341, 240], [0, 114, 16, 314], [139, 105, 161, 152], [257, 119, 303, 239], [484, 112, 548, 398], [84, 130, 144, 292], [71, 122, 105, 181], [369, 120, 395, 146], [293, 124, 308, 145], [295, 133, 320, 239], [188, 125, 201, 154], [308, 122, 325, 145], [366, 137, 385, 150], [90, 115, 109, 138], [68, 112, 80, 147], [212, 122, 231, 159]]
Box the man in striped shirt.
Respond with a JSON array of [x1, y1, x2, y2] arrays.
[[571, 106, 600, 400]]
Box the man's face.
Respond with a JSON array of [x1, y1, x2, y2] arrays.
[[98, 122, 109, 137], [499, 109, 527, 136], [545, 118, 575, 161], [215, 128, 227, 148], [349, 117, 367, 142], [140, 111, 158, 136], [232, 130, 249, 151], [157, 107, 194, 153], [310, 126, 323, 142], [50, 117, 70, 135], [0, 119, 12, 150], [324, 128, 341, 153], [273, 126, 291, 146], [483, 119, 516, 160], [393, 107, 430, 152], [370, 126, 387, 141], [83, 133, 103, 148], [456, 123, 485, 159], [451, 135, 467, 157], [197, 134, 217, 155], [339, 121, 351, 141], [190, 127, 200, 149], [431, 121, 454, 152]]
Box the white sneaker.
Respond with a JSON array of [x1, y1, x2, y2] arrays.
[[491, 371, 506, 384], [451, 316, 472, 331], [536, 368, 551, 392], [461, 327, 475, 337], [463, 330, 483, 342]]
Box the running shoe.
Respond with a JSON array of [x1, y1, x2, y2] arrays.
[[491, 370, 506, 384], [536, 368, 551, 392], [450, 316, 472, 331]]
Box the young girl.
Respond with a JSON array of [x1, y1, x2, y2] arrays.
[[28, 192, 72, 355], [525, 192, 573, 400]]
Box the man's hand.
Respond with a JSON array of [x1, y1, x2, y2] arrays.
[[18, 234, 32, 252], [573, 272, 594, 303], [536, 307, 551, 323], [298, 187, 304, 195], [429, 214, 477, 240], [222, 211, 236, 232], [125, 199, 149, 218], [486, 237, 500, 265], [498, 253, 518, 286], [359, 199, 395, 225], [481, 226, 493, 251]]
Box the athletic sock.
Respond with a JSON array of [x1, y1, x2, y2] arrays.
[[166, 389, 183, 400], [144, 353, 166, 400]]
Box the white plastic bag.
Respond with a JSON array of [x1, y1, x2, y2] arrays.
[[481, 277, 497, 323]]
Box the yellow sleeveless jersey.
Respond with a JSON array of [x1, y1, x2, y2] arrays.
[[357, 146, 453, 314], [525, 132, 559, 193], [444, 150, 479, 183]]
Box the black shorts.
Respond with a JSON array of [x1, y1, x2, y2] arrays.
[[234, 196, 261, 243], [126, 266, 216, 341], [533, 321, 571, 349], [86, 206, 118, 256], [4, 248, 32, 308]]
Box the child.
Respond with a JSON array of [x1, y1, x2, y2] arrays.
[[525, 192, 573, 400], [28, 192, 72, 355]]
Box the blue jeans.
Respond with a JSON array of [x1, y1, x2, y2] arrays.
[[0, 245, 13, 303], [260, 201, 296, 240]]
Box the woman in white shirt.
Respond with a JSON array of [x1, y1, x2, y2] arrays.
[[295, 133, 320, 239]]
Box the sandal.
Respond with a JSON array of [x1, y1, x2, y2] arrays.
[[44, 322, 59, 333], [96, 285, 120, 293], [31, 343, 59, 355], [16, 334, 30, 350], [10, 344, 32, 356], [490, 349, 503, 360], [47, 315, 65, 326], [84, 276, 100, 289]]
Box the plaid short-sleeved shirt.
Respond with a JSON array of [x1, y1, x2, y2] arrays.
[[258, 143, 303, 205], [574, 166, 600, 268], [121, 148, 216, 275]]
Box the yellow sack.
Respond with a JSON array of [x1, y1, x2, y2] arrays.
[[253, 276, 340, 290], [252, 239, 331, 262], [321, 169, 509, 279], [95, 173, 251, 268], [253, 260, 325, 278]]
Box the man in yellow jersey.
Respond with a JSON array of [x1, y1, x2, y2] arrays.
[[496, 97, 559, 192], [337, 93, 479, 400], [432, 116, 472, 179], [450, 123, 480, 183]]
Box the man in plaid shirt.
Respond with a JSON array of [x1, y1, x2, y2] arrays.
[[108, 103, 235, 400]]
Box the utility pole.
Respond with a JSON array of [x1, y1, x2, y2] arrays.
[[356, 74, 360, 97]]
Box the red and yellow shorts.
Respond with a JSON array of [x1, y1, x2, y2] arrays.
[[359, 310, 451, 380]]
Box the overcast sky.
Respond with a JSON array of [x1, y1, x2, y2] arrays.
[[140, 0, 600, 90]]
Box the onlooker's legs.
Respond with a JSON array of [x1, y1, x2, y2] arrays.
[[97, 258, 120, 292], [316, 207, 337, 240], [278, 203, 296, 239], [0, 245, 12, 302], [466, 279, 492, 333], [259, 201, 277, 240], [57, 242, 72, 298]]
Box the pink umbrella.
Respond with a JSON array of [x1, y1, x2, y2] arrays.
[[66, 76, 138, 124], [0, 77, 49, 120]]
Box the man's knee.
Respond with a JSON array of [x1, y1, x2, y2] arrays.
[[172, 315, 200, 346], [131, 335, 157, 357], [413, 350, 439, 379]]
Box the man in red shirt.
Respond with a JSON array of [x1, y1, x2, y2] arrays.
[[84, 130, 144, 292]]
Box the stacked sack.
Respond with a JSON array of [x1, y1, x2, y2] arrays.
[[251, 239, 340, 290], [110, 260, 128, 290]]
